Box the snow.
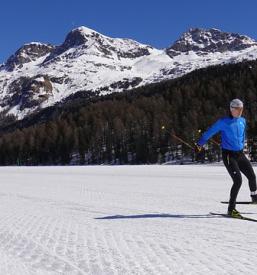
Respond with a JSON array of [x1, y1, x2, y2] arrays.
[[0, 165, 256, 274], [74, 26, 98, 36], [34, 76, 45, 82], [24, 42, 48, 46]]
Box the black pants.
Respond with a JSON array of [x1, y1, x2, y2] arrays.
[[222, 149, 257, 211]]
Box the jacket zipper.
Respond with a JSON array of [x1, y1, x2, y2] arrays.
[[236, 120, 240, 148]]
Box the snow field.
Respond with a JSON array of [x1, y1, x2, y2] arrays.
[[0, 165, 256, 274]]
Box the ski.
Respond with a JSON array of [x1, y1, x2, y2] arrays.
[[221, 201, 257, 205], [210, 212, 257, 222]]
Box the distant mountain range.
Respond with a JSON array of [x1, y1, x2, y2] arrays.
[[1, 26, 257, 120]]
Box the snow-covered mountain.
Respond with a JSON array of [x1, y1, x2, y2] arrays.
[[1, 27, 257, 120]]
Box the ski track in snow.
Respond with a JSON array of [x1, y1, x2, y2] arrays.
[[0, 165, 257, 274]]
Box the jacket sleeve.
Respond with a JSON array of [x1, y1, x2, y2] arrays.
[[243, 119, 246, 146], [197, 119, 222, 146]]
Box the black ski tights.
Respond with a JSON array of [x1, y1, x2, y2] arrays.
[[222, 149, 257, 212]]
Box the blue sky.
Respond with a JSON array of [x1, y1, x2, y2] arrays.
[[1, 0, 257, 63]]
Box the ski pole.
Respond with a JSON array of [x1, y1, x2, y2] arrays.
[[161, 126, 220, 149], [161, 126, 194, 150], [210, 139, 220, 146]]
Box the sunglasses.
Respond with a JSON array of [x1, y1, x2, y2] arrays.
[[230, 107, 243, 110]]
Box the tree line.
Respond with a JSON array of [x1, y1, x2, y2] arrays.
[[0, 60, 257, 165]]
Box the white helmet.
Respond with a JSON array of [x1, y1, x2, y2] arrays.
[[230, 98, 243, 108]]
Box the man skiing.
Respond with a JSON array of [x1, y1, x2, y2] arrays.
[[196, 98, 257, 218]]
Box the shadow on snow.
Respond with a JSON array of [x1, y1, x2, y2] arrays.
[[95, 213, 215, 220], [95, 212, 257, 220]]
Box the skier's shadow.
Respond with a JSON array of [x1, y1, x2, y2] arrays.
[[95, 212, 256, 220], [95, 213, 215, 220]]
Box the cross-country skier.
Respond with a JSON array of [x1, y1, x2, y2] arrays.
[[196, 98, 257, 218]]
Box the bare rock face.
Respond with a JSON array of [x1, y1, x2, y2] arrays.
[[2, 75, 53, 111], [5, 43, 54, 71], [167, 28, 257, 57]]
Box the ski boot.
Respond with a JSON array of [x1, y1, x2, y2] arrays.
[[227, 209, 242, 218]]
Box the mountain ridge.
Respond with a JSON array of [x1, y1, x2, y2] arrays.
[[0, 26, 257, 120]]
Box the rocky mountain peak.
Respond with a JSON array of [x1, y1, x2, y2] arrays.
[[42, 27, 100, 64], [4, 43, 54, 71], [43, 26, 152, 64], [62, 26, 100, 48], [167, 28, 257, 57]]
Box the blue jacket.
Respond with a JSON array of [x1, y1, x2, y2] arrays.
[[197, 116, 246, 151]]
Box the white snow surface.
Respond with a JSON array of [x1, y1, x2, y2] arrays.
[[0, 165, 256, 274]]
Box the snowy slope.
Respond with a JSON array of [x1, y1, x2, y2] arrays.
[[1, 27, 257, 119], [0, 165, 257, 274]]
